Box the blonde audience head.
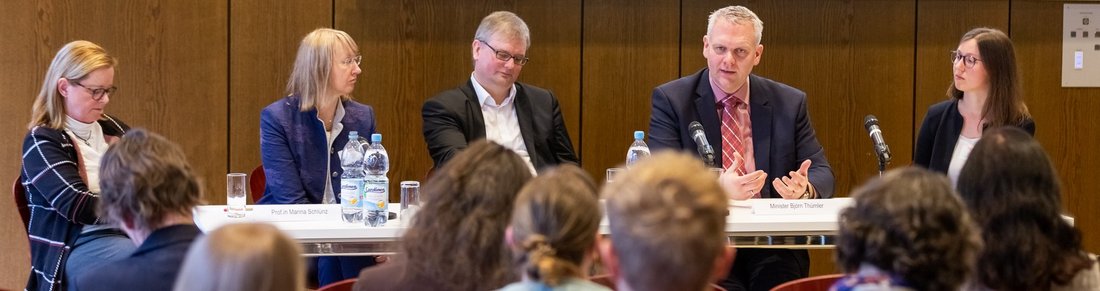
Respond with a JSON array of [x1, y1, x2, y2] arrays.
[[30, 40, 117, 130], [599, 152, 731, 291], [286, 28, 360, 111], [173, 223, 304, 291], [836, 167, 981, 290], [508, 164, 601, 286]]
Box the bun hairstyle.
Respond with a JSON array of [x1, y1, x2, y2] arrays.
[[510, 165, 600, 286], [521, 234, 575, 286]]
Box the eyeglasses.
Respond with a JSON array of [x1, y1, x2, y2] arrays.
[[340, 55, 362, 67], [477, 39, 529, 66], [950, 50, 982, 68], [73, 82, 117, 101]]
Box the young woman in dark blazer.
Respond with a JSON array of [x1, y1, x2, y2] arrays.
[[914, 27, 1033, 185]]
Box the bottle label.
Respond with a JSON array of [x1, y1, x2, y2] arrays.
[[340, 179, 364, 208], [363, 178, 388, 211]]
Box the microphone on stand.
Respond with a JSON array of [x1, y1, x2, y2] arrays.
[[689, 121, 716, 167], [864, 115, 892, 176]]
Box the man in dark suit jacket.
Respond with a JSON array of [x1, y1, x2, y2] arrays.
[[648, 6, 834, 291], [423, 11, 578, 172], [72, 130, 204, 291]]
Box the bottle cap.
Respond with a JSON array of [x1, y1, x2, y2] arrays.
[[348, 131, 358, 139], [634, 131, 645, 140], [371, 133, 382, 142]]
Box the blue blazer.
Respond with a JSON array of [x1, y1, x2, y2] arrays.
[[258, 95, 376, 204], [73, 224, 202, 291], [649, 69, 834, 198]]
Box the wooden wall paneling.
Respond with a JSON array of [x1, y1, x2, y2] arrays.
[[337, 1, 582, 201], [229, 0, 333, 203], [113, 1, 229, 207], [581, 0, 680, 182], [682, 0, 916, 276], [914, 0, 1009, 145], [0, 1, 228, 288], [1011, 0, 1100, 253], [0, 1, 40, 288]]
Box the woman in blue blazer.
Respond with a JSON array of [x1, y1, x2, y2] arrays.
[[258, 28, 377, 286]]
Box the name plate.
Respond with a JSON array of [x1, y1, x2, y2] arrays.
[[243, 204, 341, 222], [750, 198, 849, 215]]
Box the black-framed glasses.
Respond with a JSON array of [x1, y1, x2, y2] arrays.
[[340, 55, 362, 66], [950, 50, 982, 68], [477, 39, 529, 66], [73, 82, 117, 101]]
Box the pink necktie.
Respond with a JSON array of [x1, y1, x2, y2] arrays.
[[720, 96, 750, 176]]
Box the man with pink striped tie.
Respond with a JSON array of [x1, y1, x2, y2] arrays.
[[647, 5, 834, 291]]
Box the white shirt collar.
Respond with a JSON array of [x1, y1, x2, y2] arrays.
[[470, 73, 516, 108]]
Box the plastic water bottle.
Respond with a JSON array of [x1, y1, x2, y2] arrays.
[[339, 131, 366, 223], [362, 133, 390, 227], [625, 130, 651, 166]]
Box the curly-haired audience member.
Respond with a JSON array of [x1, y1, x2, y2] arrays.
[[832, 167, 981, 291], [598, 152, 732, 291], [355, 140, 534, 290], [500, 165, 610, 291], [957, 127, 1098, 290]]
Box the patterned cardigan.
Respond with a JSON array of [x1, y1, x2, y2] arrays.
[[20, 114, 128, 291]]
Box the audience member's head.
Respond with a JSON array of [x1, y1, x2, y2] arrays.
[[401, 140, 534, 290], [599, 152, 731, 291], [287, 28, 360, 112], [508, 164, 601, 286], [173, 223, 304, 291], [98, 129, 202, 245], [836, 167, 981, 290], [957, 127, 1093, 290], [30, 40, 117, 130]]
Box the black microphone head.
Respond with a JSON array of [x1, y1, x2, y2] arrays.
[[689, 121, 704, 133], [864, 115, 879, 130]]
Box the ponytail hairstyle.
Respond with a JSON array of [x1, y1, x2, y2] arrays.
[[510, 165, 601, 286]]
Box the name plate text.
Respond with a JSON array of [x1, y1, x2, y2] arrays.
[[750, 198, 849, 215]]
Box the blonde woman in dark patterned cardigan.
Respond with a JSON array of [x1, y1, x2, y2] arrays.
[[20, 40, 133, 291]]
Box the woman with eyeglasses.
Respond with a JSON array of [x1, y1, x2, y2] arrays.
[[257, 28, 376, 286], [20, 40, 135, 291], [914, 27, 1033, 185]]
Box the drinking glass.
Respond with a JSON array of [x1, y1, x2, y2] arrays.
[[226, 173, 247, 218], [605, 167, 624, 184], [400, 181, 421, 223]]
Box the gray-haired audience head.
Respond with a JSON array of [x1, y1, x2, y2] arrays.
[[98, 129, 202, 243]]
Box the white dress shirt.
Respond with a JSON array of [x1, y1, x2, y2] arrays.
[[947, 134, 979, 187], [470, 74, 536, 174]]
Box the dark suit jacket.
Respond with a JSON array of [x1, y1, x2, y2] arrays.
[[649, 69, 834, 198], [422, 80, 579, 172], [73, 224, 202, 291], [914, 99, 1035, 173], [258, 95, 376, 204]]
